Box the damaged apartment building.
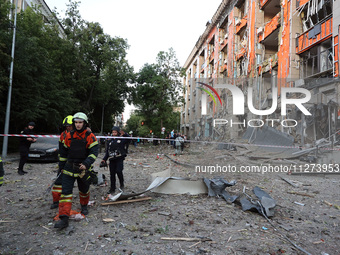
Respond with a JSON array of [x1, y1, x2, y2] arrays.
[[181, 0, 340, 148]]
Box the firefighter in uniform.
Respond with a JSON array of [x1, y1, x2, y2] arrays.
[[50, 115, 73, 209], [54, 112, 98, 229], [0, 157, 4, 187], [101, 126, 129, 194]]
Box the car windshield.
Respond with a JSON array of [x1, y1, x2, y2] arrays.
[[30, 137, 59, 147]]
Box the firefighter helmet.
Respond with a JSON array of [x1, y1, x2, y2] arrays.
[[73, 112, 88, 123], [62, 115, 73, 126]]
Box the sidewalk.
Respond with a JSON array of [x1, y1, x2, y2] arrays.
[[1, 153, 20, 163]]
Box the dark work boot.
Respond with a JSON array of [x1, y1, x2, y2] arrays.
[[107, 188, 115, 194], [18, 170, 25, 175], [54, 216, 69, 229], [119, 184, 124, 192], [50, 201, 59, 209], [81, 204, 89, 215]]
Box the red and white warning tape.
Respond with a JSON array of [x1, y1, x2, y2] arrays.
[[1, 133, 340, 151]]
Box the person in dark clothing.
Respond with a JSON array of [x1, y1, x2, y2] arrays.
[[18, 122, 37, 175], [101, 126, 129, 194]]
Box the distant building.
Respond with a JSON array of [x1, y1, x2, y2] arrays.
[[182, 0, 340, 144], [114, 114, 123, 128], [11, 0, 64, 36]]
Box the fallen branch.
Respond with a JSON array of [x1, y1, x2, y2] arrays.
[[163, 155, 195, 167], [84, 241, 89, 252], [287, 191, 314, 198], [279, 176, 299, 188], [161, 237, 212, 242], [101, 196, 152, 206], [188, 241, 201, 248], [323, 200, 333, 206], [0, 220, 17, 223]]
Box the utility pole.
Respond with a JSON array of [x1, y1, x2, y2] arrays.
[[2, 0, 19, 158]]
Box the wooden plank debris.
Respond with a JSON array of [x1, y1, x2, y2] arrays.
[[0, 220, 18, 223], [161, 237, 212, 242], [287, 191, 315, 198], [101, 196, 152, 206], [280, 176, 299, 188]]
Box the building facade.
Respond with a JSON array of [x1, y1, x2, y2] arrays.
[[182, 0, 340, 145], [11, 0, 64, 36]]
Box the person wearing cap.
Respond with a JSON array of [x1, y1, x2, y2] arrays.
[[101, 126, 129, 194], [50, 115, 73, 209], [18, 122, 37, 175], [54, 112, 99, 229]]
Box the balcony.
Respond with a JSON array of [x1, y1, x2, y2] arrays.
[[296, 0, 311, 8], [236, 15, 247, 34], [236, 47, 246, 60], [300, 47, 333, 78], [219, 64, 227, 73], [259, 0, 270, 9], [296, 16, 332, 54], [209, 50, 215, 63], [258, 12, 281, 42], [201, 62, 206, 73], [259, 52, 278, 74]]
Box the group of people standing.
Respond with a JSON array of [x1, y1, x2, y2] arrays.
[[13, 114, 186, 229], [17, 112, 129, 229], [166, 130, 186, 154]]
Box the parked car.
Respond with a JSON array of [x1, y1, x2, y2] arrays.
[[28, 137, 59, 162]]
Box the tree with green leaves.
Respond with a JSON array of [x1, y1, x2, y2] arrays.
[[0, 0, 133, 137], [132, 48, 184, 136], [61, 1, 133, 132], [0, 0, 12, 117], [3, 4, 77, 132]]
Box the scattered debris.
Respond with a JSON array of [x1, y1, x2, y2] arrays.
[[102, 218, 115, 223], [0, 220, 18, 223], [160, 237, 212, 242], [158, 212, 172, 217], [252, 186, 276, 217], [163, 154, 196, 167], [323, 200, 340, 209], [203, 178, 238, 203], [280, 175, 299, 188], [101, 196, 152, 206], [287, 191, 314, 198]]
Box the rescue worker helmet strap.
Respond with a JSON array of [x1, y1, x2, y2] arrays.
[[73, 112, 88, 123], [63, 115, 73, 126]]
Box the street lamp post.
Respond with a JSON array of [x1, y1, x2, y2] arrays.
[[2, 0, 19, 158]]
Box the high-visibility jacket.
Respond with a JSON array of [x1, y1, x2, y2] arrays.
[[59, 129, 98, 177]]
